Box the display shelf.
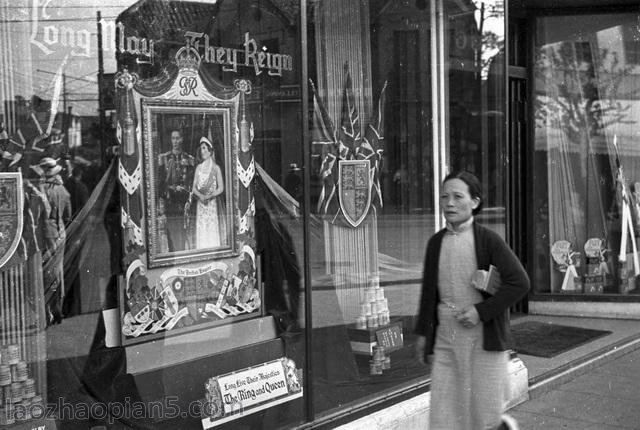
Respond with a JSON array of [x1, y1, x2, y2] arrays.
[[126, 315, 277, 374]]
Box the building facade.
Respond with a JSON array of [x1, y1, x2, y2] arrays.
[[0, 0, 638, 428]]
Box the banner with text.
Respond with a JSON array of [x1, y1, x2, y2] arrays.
[[201, 357, 303, 428]]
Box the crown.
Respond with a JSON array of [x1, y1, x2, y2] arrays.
[[175, 47, 201, 76], [234, 79, 253, 96], [115, 68, 138, 90]]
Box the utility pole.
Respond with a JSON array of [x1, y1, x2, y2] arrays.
[[62, 71, 69, 150], [97, 10, 106, 165]]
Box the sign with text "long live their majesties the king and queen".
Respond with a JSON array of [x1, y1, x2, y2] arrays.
[[201, 357, 303, 428]]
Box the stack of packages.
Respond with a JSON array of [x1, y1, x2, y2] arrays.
[[369, 345, 391, 375], [355, 278, 390, 330], [583, 239, 606, 294], [618, 253, 638, 294], [0, 344, 44, 426], [353, 275, 395, 375], [584, 256, 605, 294]]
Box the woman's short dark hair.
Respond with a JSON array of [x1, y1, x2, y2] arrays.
[[443, 170, 483, 215]]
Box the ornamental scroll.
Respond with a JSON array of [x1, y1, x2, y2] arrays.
[[116, 44, 260, 344]]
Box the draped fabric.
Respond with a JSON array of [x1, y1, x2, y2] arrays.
[[133, 65, 179, 98], [536, 27, 638, 290], [538, 43, 586, 254], [133, 63, 239, 101]]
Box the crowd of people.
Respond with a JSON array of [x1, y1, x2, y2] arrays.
[[1, 126, 91, 325]]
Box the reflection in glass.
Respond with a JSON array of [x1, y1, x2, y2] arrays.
[[534, 14, 640, 295], [308, 0, 506, 416], [447, 0, 506, 238], [0, 1, 306, 428]]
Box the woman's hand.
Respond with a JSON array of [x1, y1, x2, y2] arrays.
[[201, 192, 216, 202], [194, 190, 210, 202], [455, 306, 480, 328]]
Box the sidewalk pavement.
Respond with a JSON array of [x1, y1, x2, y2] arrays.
[[508, 346, 640, 429]]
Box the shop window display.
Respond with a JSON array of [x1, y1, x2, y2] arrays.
[[0, 1, 306, 428], [0, 0, 510, 427], [307, 0, 507, 417], [534, 13, 640, 296]]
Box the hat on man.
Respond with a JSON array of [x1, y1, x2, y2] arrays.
[[39, 157, 62, 176]]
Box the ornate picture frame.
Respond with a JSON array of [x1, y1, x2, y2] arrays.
[[141, 99, 238, 268], [116, 45, 260, 345]]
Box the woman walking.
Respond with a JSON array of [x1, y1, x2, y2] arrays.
[[415, 171, 529, 430]]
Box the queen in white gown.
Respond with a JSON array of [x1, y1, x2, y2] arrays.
[[189, 137, 225, 249]]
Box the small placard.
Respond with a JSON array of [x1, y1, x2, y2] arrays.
[[201, 357, 302, 428], [375, 323, 403, 352]]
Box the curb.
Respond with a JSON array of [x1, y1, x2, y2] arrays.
[[526, 333, 640, 399], [334, 392, 431, 430]]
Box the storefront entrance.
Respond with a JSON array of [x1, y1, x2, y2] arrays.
[[510, 1, 640, 319]]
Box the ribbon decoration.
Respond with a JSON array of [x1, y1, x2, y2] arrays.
[[237, 157, 255, 189], [561, 259, 580, 292], [118, 158, 142, 195], [613, 135, 640, 275], [125, 258, 145, 295], [121, 207, 144, 245], [239, 200, 255, 234], [317, 152, 337, 214], [122, 296, 260, 337]]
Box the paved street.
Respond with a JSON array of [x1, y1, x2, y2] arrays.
[[509, 347, 640, 429]]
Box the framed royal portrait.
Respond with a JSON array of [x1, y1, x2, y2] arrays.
[[116, 48, 260, 347], [142, 99, 238, 267]]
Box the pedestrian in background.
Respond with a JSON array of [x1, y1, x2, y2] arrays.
[[40, 157, 72, 324], [414, 170, 529, 430]]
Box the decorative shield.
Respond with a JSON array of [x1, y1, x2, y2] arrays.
[[338, 160, 371, 228], [0, 173, 23, 269]]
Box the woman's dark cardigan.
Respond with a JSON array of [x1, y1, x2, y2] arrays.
[[415, 221, 530, 355]]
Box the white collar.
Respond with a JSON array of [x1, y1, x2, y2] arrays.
[[446, 216, 474, 234]]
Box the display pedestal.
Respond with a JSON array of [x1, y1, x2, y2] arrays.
[[129, 337, 285, 428], [125, 316, 277, 374], [347, 320, 403, 356]]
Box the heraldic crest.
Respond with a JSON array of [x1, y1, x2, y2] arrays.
[[311, 63, 387, 228]]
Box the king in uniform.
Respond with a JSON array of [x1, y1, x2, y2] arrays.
[[158, 129, 195, 251]]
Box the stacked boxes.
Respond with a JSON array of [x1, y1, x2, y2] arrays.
[[584, 257, 605, 294], [0, 345, 44, 426], [347, 277, 404, 374], [369, 345, 390, 375], [355, 283, 390, 331], [348, 320, 403, 375]]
